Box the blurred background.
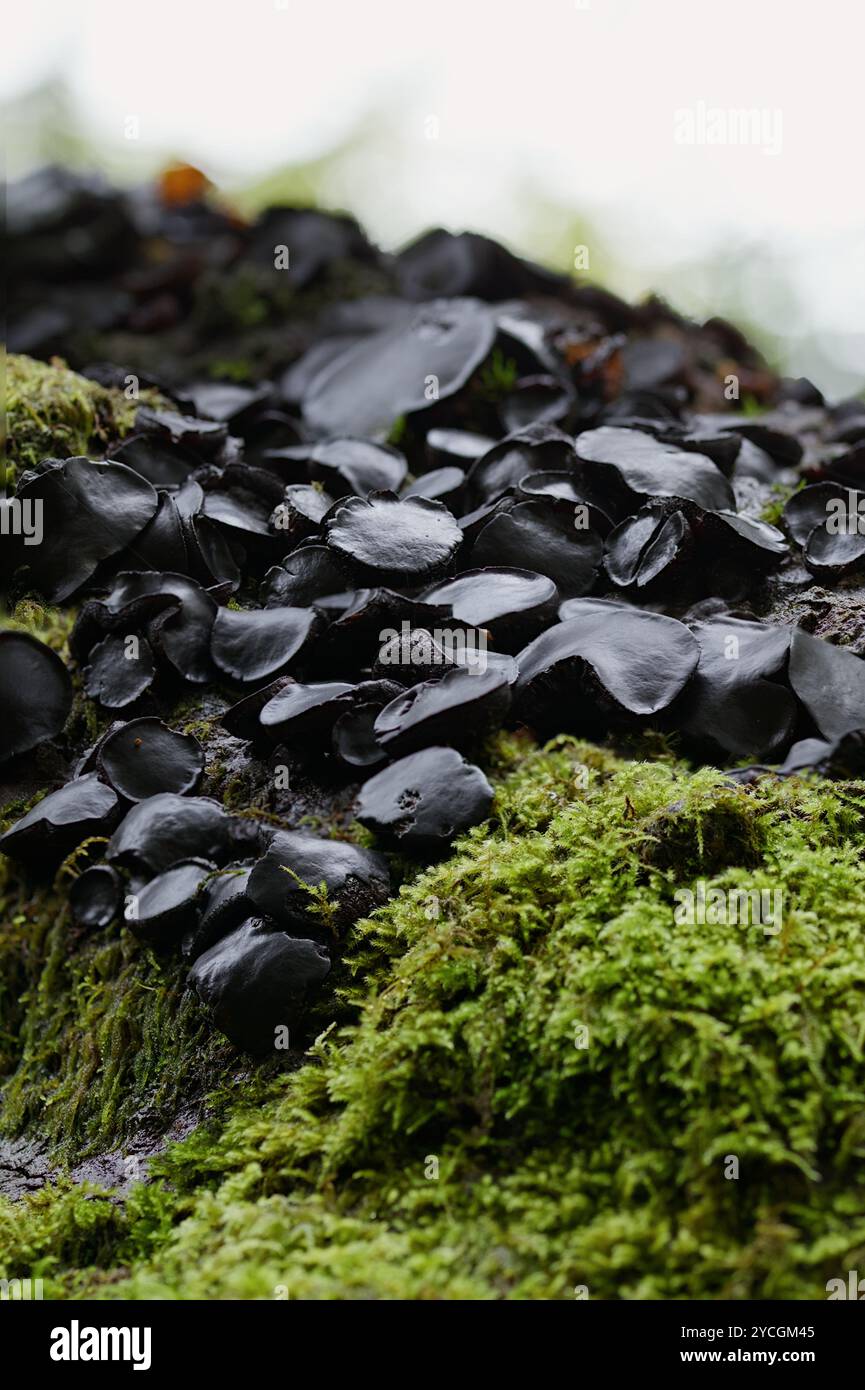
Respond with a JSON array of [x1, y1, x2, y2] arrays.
[[5, 0, 863, 395]]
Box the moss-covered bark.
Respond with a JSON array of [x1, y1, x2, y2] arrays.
[[3, 354, 169, 487], [3, 735, 865, 1299]]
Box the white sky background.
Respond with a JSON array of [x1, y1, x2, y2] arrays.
[[4, 0, 864, 391]]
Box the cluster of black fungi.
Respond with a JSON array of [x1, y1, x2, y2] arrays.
[[2, 168, 864, 1051]]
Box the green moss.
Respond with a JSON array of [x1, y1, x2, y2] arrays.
[[0, 860, 236, 1156], [3, 735, 864, 1299], [0, 599, 76, 654], [4, 354, 170, 486], [760, 478, 804, 526], [476, 349, 519, 402]]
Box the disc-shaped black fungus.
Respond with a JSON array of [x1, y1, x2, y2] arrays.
[[470, 500, 603, 599], [107, 793, 240, 872], [135, 405, 228, 457], [78, 571, 218, 686], [325, 493, 462, 584], [425, 428, 495, 471], [330, 680, 403, 771], [516, 473, 614, 532], [604, 507, 691, 591], [776, 729, 865, 778], [141, 577, 217, 685], [220, 676, 293, 742], [8, 457, 159, 601], [202, 486, 278, 550], [130, 859, 214, 943], [82, 632, 156, 709], [788, 629, 865, 741], [271, 485, 334, 544], [113, 434, 201, 487], [622, 338, 685, 392], [500, 375, 576, 433], [465, 425, 576, 509], [183, 867, 254, 962], [69, 864, 123, 930], [188, 919, 331, 1054], [0, 631, 73, 763], [804, 525, 865, 578], [261, 546, 349, 608], [575, 427, 735, 511], [825, 442, 865, 487], [247, 829, 390, 933], [678, 617, 797, 760], [401, 467, 466, 508], [258, 681, 356, 742], [395, 228, 567, 302], [516, 600, 699, 728], [310, 438, 407, 497], [701, 510, 788, 567], [211, 605, 321, 684], [126, 492, 189, 573], [784, 483, 852, 545], [185, 513, 244, 589], [731, 437, 776, 481], [303, 298, 495, 437], [422, 567, 559, 651], [311, 587, 448, 676], [355, 746, 493, 852], [97, 718, 204, 801], [727, 421, 803, 468], [247, 206, 376, 285], [182, 381, 272, 428], [374, 665, 511, 756], [785, 484, 865, 578], [0, 774, 119, 868]]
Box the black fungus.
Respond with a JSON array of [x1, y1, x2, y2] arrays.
[[325, 493, 462, 585], [470, 499, 603, 599], [210, 604, 321, 684], [355, 746, 493, 852], [302, 298, 495, 437], [107, 793, 249, 873], [261, 545, 350, 608], [8, 457, 159, 601], [69, 863, 123, 930], [678, 617, 797, 760], [575, 426, 735, 512], [0, 631, 73, 763], [787, 629, 865, 741], [188, 920, 331, 1054], [130, 859, 214, 943], [309, 438, 407, 497], [97, 718, 205, 800], [82, 632, 156, 709], [246, 829, 391, 933], [464, 424, 576, 510], [373, 665, 511, 756], [422, 567, 559, 651], [516, 599, 699, 730], [604, 506, 690, 592], [0, 774, 120, 868], [258, 680, 357, 744]]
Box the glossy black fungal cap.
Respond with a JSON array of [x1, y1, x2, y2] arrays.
[[355, 746, 493, 851], [188, 919, 332, 1054], [0, 630, 73, 763], [97, 718, 205, 801]]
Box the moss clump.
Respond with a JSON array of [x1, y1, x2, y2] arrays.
[[3, 734, 864, 1299], [4, 354, 170, 486], [0, 859, 237, 1157]]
